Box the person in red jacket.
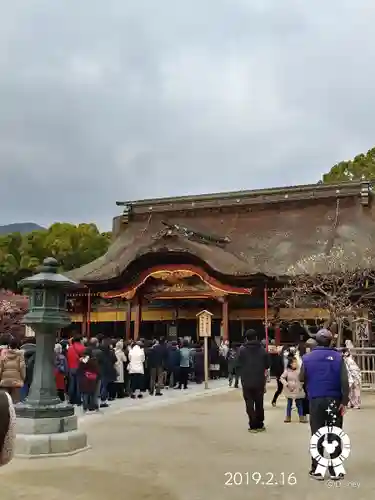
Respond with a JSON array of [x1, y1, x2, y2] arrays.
[[66, 337, 85, 405], [77, 350, 100, 412]]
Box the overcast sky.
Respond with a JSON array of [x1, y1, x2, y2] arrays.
[[0, 1, 374, 230]]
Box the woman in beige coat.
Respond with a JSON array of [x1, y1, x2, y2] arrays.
[[114, 341, 127, 398], [0, 390, 16, 466], [0, 338, 26, 403]]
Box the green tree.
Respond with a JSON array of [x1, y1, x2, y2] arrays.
[[41, 223, 111, 271], [0, 223, 111, 291], [19, 230, 49, 271], [322, 147, 375, 183], [0, 233, 24, 290]]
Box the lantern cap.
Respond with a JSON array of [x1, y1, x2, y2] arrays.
[[18, 257, 80, 290]]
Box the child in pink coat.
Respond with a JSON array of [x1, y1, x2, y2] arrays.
[[280, 357, 306, 423]]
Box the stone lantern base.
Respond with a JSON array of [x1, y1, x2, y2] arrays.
[[15, 414, 89, 458]]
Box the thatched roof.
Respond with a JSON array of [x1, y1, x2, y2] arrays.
[[68, 180, 375, 286]]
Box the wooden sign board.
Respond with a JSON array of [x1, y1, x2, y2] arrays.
[[356, 321, 369, 341], [197, 310, 213, 337]]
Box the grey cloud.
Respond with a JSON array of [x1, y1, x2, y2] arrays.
[[0, 0, 374, 229]]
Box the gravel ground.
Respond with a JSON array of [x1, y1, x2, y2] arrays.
[[0, 383, 373, 500]]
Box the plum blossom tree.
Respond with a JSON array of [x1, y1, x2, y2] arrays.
[[0, 290, 28, 339], [271, 247, 375, 345]]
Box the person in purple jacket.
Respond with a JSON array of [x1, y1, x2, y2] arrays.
[[300, 328, 349, 482]]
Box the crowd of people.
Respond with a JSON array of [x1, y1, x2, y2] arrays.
[[0, 331, 362, 416], [0, 334, 238, 412]]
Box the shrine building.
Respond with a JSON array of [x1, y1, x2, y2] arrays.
[[67, 179, 375, 344]]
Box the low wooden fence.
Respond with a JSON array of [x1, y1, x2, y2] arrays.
[[342, 348, 375, 389]]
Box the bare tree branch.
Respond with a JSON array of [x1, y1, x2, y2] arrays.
[[270, 247, 375, 340]]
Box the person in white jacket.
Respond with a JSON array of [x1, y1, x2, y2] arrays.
[[128, 342, 145, 398]]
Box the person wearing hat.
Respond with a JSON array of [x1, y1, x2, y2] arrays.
[[237, 329, 269, 433], [305, 337, 317, 352], [300, 328, 349, 481]]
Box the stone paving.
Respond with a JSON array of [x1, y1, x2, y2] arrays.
[[1, 380, 374, 500]]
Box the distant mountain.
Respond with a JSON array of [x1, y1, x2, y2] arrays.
[[0, 223, 45, 235]]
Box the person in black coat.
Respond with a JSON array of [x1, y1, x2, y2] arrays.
[[20, 341, 36, 401], [209, 343, 220, 379], [237, 329, 269, 432], [144, 340, 156, 393], [271, 348, 284, 406], [193, 344, 204, 383], [149, 338, 168, 396], [227, 343, 240, 388], [98, 338, 117, 407], [166, 341, 180, 388]]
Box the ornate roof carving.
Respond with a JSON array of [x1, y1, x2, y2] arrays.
[[152, 221, 231, 247]]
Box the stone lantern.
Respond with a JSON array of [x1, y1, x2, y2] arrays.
[[15, 257, 89, 457]]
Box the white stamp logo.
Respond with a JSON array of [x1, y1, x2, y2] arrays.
[[310, 426, 351, 477]]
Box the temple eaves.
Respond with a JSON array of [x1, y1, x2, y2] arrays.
[[115, 180, 372, 215]]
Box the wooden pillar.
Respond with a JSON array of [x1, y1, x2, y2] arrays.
[[222, 296, 229, 342], [134, 295, 142, 341], [81, 297, 87, 337], [125, 300, 132, 341], [86, 289, 91, 339], [264, 284, 269, 350], [275, 324, 281, 346], [81, 316, 86, 337]]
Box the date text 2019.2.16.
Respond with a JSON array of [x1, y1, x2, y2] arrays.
[[224, 472, 297, 486]]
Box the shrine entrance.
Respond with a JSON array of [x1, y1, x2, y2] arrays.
[[101, 264, 253, 342]]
